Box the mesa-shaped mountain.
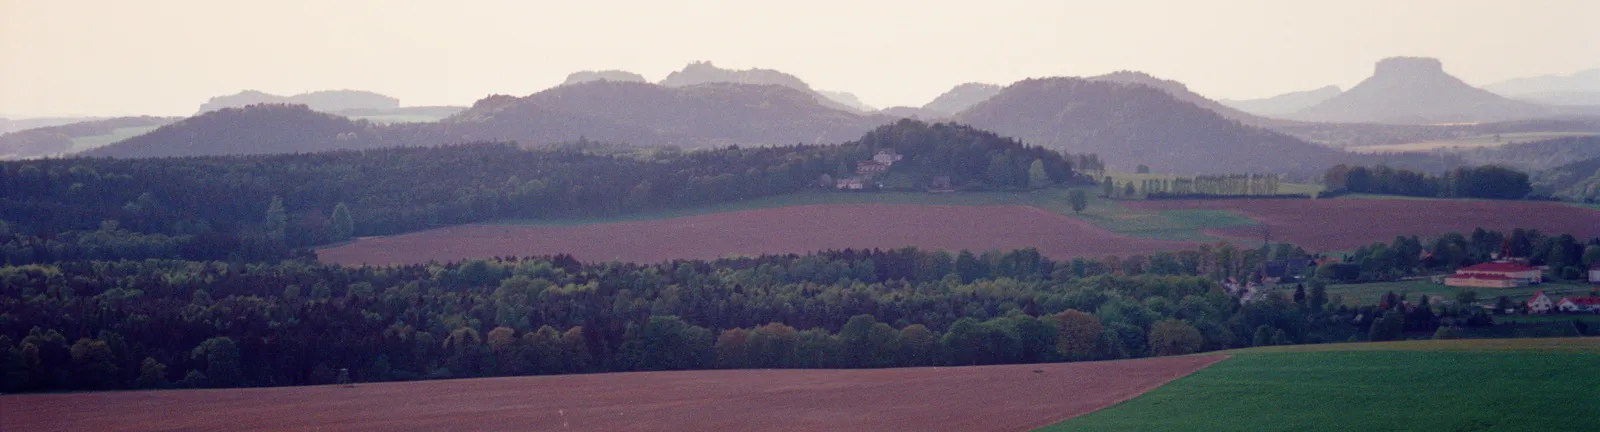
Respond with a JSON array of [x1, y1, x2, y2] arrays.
[[1221, 86, 1343, 117], [920, 83, 1002, 116], [1, 116, 176, 159], [197, 90, 401, 114], [1484, 69, 1600, 106], [1290, 57, 1553, 124], [561, 70, 649, 86], [954, 77, 1339, 175], [658, 61, 865, 112]]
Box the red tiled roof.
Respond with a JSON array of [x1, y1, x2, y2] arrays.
[[1460, 262, 1537, 273], [1563, 297, 1600, 306], [1445, 274, 1511, 281]]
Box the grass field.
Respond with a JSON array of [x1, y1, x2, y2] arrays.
[[1324, 279, 1596, 306], [1348, 132, 1600, 153], [499, 188, 1260, 242], [1039, 338, 1600, 432], [67, 126, 160, 153]]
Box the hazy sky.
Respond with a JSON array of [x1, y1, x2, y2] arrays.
[[3, 0, 1598, 117]]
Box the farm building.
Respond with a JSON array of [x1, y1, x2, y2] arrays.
[[1556, 296, 1600, 313], [1526, 291, 1554, 314], [872, 149, 904, 165], [1443, 262, 1541, 288]]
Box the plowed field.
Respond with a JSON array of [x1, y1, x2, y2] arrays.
[[1124, 198, 1600, 251], [4, 356, 1225, 432], [319, 204, 1195, 265]]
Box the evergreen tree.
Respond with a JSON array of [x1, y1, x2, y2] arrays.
[[330, 202, 354, 241]]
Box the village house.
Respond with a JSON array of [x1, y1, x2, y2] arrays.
[[835, 177, 864, 190], [872, 149, 903, 165], [1442, 262, 1541, 288], [1556, 296, 1600, 313], [1590, 265, 1600, 284], [1526, 291, 1554, 314]]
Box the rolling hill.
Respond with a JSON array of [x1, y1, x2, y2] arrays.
[[1221, 85, 1342, 117], [658, 61, 866, 112], [0, 116, 177, 159], [1290, 57, 1554, 124], [84, 105, 386, 158], [197, 89, 401, 114], [954, 77, 1340, 176]]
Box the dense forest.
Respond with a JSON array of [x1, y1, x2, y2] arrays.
[[2, 120, 1086, 263], [7, 225, 1593, 393], [1533, 155, 1600, 202], [1322, 164, 1533, 199]]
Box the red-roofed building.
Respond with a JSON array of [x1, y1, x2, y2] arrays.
[[1442, 273, 1518, 289], [1443, 262, 1541, 288], [1556, 296, 1600, 313], [1527, 291, 1554, 314]]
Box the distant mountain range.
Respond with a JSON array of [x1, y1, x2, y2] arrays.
[[87, 80, 895, 158], [1483, 68, 1600, 106], [1288, 57, 1554, 124], [954, 77, 1339, 175], [197, 90, 400, 114], [1221, 86, 1342, 117], [658, 61, 869, 113]]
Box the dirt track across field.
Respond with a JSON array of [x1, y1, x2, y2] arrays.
[[1125, 198, 1600, 251], [318, 204, 1195, 265], [3, 356, 1225, 432]]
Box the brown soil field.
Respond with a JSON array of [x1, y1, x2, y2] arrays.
[[1125, 198, 1600, 251], [3, 355, 1225, 432], [319, 204, 1195, 265]]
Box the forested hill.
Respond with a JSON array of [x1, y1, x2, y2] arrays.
[[0, 116, 177, 159], [4, 120, 1082, 262], [1533, 155, 1600, 202], [956, 77, 1340, 176], [1086, 71, 1282, 127], [84, 105, 390, 158]]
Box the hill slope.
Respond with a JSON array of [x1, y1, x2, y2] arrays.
[[1533, 155, 1600, 201], [86, 105, 385, 158], [197, 90, 400, 114], [955, 77, 1339, 176], [1, 116, 177, 159], [1221, 86, 1342, 117], [1483, 68, 1600, 105], [1086, 71, 1282, 126], [920, 83, 1002, 116], [1291, 57, 1553, 124]]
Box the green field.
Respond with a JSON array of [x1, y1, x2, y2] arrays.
[[1039, 338, 1600, 432], [68, 126, 160, 153], [497, 188, 1260, 242], [1349, 132, 1600, 153], [1324, 279, 1596, 306]]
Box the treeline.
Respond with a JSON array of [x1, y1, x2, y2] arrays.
[[1, 120, 1085, 263], [1318, 228, 1600, 283], [1, 242, 1366, 393], [1322, 164, 1532, 199], [1102, 174, 1289, 199]]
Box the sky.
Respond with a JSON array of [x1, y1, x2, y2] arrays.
[[2, 0, 1598, 117]]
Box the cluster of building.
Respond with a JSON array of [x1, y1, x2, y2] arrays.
[[1526, 291, 1600, 314], [834, 149, 901, 190], [1439, 262, 1543, 288]]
